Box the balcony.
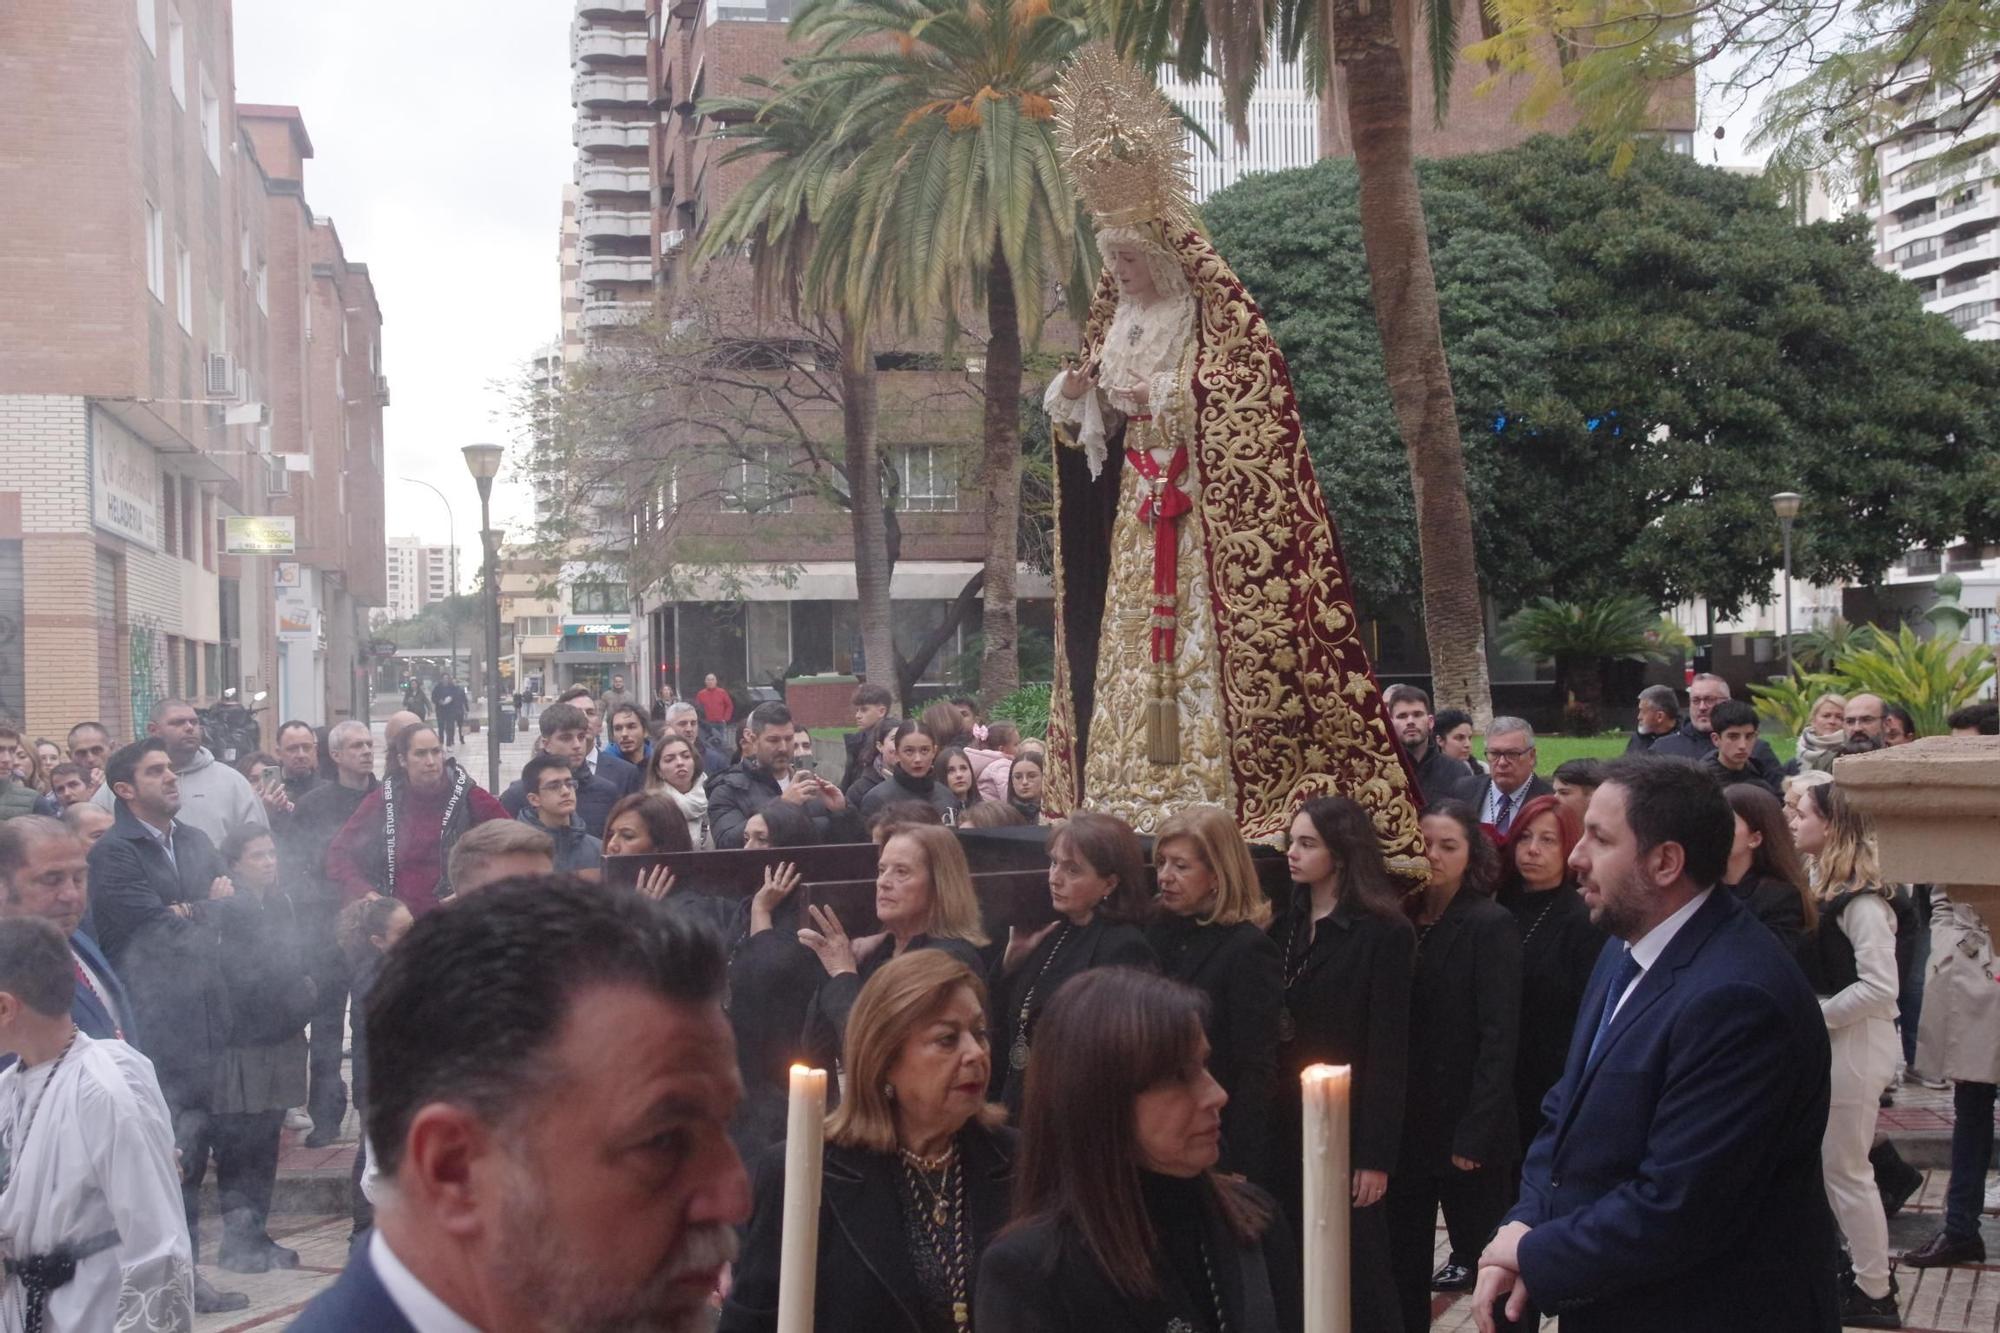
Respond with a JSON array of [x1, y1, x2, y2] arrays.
[[573, 74, 649, 108], [1941, 230, 1998, 261], [583, 298, 651, 329], [578, 164, 651, 196], [577, 0, 644, 15], [1945, 298, 1999, 331], [576, 119, 651, 152], [573, 28, 648, 62], [1941, 268, 1997, 299], [577, 207, 650, 239], [581, 255, 653, 283]]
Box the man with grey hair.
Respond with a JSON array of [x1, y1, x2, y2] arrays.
[[284, 717, 380, 1147], [668, 700, 728, 774], [61, 801, 115, 847], [1654, 674, 1784, 771], [1625, 685, 1682, 755], [1458, 717, 1552, 836]]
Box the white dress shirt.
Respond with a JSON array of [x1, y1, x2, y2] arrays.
[[1609, 888, 1713, 1021], [371, 1231, 483, 1333]]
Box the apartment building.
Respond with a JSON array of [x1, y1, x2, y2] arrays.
[[0, 0, 386, 738], [1165, 52, 1321, 202], [572, 0, 654, 344], [381, 536, 459, 624], [1875, 70, 2000, 338]]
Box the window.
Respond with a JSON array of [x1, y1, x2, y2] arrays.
[[175, 244, 192, 331], [1905, 549, 1942, 575], [161, 475, 179, 556], [137, 0, 155, 52], [572, 584, 619, 614], [896, 444, 958, 511], [256, 261, 267, 314], [722, 445, 791, 513], [166, 6, 185, 105], [198, 68, 220, 169], [334, 354, 343, 400], [240, 227, 251, 278], [144, 201, 164, 300]]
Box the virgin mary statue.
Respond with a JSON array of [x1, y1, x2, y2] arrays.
[[1042, 45, 1423, 873]]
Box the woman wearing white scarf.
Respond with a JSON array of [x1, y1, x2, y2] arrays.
[[645, 733, 711, 850]]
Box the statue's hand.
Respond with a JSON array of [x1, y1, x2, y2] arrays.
[[1058, 360, 1096, 401]]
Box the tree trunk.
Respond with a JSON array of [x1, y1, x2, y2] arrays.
[[975, 246, 1023, 709], [839, 315, 902, 713], [1336, 1, 1494, 725]]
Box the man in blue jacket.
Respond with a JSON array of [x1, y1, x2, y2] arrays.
[[1474, 756, 1840, 1333], [0, 815, 133, 1042]]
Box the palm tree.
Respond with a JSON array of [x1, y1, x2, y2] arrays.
[[694, 78, 903, 713], [1090, 0, 1494, 722], [1499, 595, 1673, 708], [790, 0, 1099, 708]]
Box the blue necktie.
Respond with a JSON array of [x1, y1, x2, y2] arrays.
[[1586, 948, 1644, 1068], [1493, 789, 1515, 834]]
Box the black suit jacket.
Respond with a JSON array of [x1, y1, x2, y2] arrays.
[[1508, 890, 1840, 1331], [1402, 890, 1522, 1172], [975, 1176, 1300, 1333], [721, 1125, 1018, 1333], [993, 916, 1157, 1111], [287, 1242, 417, 1332], [1147, 916, 1282, 1185], [1457, 774, 1554, 829]]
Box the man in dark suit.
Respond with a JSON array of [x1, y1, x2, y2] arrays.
[[85, 740, 251, 1316], [289, 878, 750, 1331], [1456, 717, 1553, 837], [1473, 757, 1840, 1333], [0, 815, 133, 1041]]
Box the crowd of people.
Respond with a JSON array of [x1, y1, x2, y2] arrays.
[[0, 671, 1990, 1329]]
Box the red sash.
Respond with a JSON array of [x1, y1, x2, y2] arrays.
[[1125, 433, 1190, 664]]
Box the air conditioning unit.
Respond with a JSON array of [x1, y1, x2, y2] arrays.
[[375, 374, 391, 405], [205, 352, 235, 398]]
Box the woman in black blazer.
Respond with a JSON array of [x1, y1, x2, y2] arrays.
[[976, 968, 1299, 1333], [1146, 804, 1283, 1186], [1497, 795, 1601, 1162], [1270, 796, 1414, 1333], [1386, 800, 1522, 1327], [723, 950, 1016, 1333], [991, 812, 1157, 1109], [1721, 783, 1816, 974]]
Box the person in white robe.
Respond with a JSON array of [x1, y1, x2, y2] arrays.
[[0, 917, 192, 1332]]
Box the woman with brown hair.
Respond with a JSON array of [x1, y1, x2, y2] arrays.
[[722, 951, 1016, 1333], [992, 812, 1158, 1111], [1721, 783, 1816, 971], [977, 968, 1298, 1333], [1147, 805, 1282, 1185], [1268, 794, 1409, 1331], [797, 824, 991, 1065], [1387, 800, 1521, 1319], [1498, 793, 1601, 1163], [1792, 780, 1903, 1326]]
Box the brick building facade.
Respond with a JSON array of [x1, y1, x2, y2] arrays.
[[0, 1, 385, 741]]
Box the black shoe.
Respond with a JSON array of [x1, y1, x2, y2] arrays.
[[1880, 1087, 1896, 1108], [1903, 1230, 1986, 1267], [264, 1240, 301, 1270], [1841, 1276, 1902, 1330], [303, 1126, 341, 1149], [194, 1273, 251, 1313], [1429, 1262, 1474, 1292], [217, 1244, 272, 1275]]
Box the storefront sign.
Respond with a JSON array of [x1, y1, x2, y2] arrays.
[[276, 585, 316, 642], [91, 413, 159, 548], [225, 515, 296, 555]]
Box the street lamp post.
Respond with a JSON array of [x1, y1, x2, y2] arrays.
[[1771, 491, 1803, 676], [462, 443, 506, 793], [401, 477, 460, 682]]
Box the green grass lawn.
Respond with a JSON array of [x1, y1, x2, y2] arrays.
[[1476, 731, 1798, 768]]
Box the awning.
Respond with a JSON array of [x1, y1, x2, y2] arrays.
[[555, 649, 635, 664], [640, 560, 1053, 608]]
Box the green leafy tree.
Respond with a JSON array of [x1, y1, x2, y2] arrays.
[[1499, 595, 1674, 706], [1748, 669, 1846, 735], [1792, 618, 1880, 673], [1836, 623, 1996, 737], [1202, 134, 2000, 616]]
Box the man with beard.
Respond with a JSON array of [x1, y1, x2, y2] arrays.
[[1473, 758, 1839, 1333], [1383, 683, 1471, 805], [288, 877, 751, 1332]]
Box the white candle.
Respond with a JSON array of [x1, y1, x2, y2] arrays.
[[1301, 1063, 1353, 1333], [777, 1064, 828, 1333]]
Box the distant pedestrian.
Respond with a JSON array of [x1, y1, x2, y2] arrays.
[[695, 672, 734, 756], [598, 672, 636, 718], [430, 675, 468, 747]]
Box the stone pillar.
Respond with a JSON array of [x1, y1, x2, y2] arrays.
[[1836, 737, 2000, 919]]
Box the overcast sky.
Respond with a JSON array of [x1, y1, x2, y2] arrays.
[[234, 0, 572, 568]]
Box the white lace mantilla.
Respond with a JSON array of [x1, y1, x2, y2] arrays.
[[1043, 287, 1195, 478]]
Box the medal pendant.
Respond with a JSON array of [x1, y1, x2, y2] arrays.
[[954, 1302, 971, 1329], [934, 1200, 949, 1227], [1277, 1007, 1296, 1044], [1009, 1038, 1030, 1071]]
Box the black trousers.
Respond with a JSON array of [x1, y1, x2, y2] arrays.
[[1387, 1165, 1515, 1330], [436, 711, 462, 745], [299, 903, 351, 1134], [180, 1104, 284, 1255]]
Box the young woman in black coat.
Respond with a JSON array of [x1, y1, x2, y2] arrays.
[[1386, 801, 1523, 1326], [1721, 783, 1816, 974], [1497, 794, 1601, 1162], [1146, 804, 1283, 1186], [976, 968, 1299, 1333], [723, 951, 1016, 1333], [991, 811, 1157, 1110], [1270, 795, 1414, 1333]]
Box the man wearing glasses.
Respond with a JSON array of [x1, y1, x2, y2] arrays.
[[1458, 717, 1552, 837], [517, 753, 602, 874], [1842, 694, 1888, 744], [1655, 673, 1784, 773]]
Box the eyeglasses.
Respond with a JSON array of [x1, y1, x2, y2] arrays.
[[1843, 714, 1880, 727], [1487, 747, 1535, 762], [539, 778, 578, 793]]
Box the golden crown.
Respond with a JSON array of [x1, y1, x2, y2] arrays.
[[1054, 43, 1196, 232]]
